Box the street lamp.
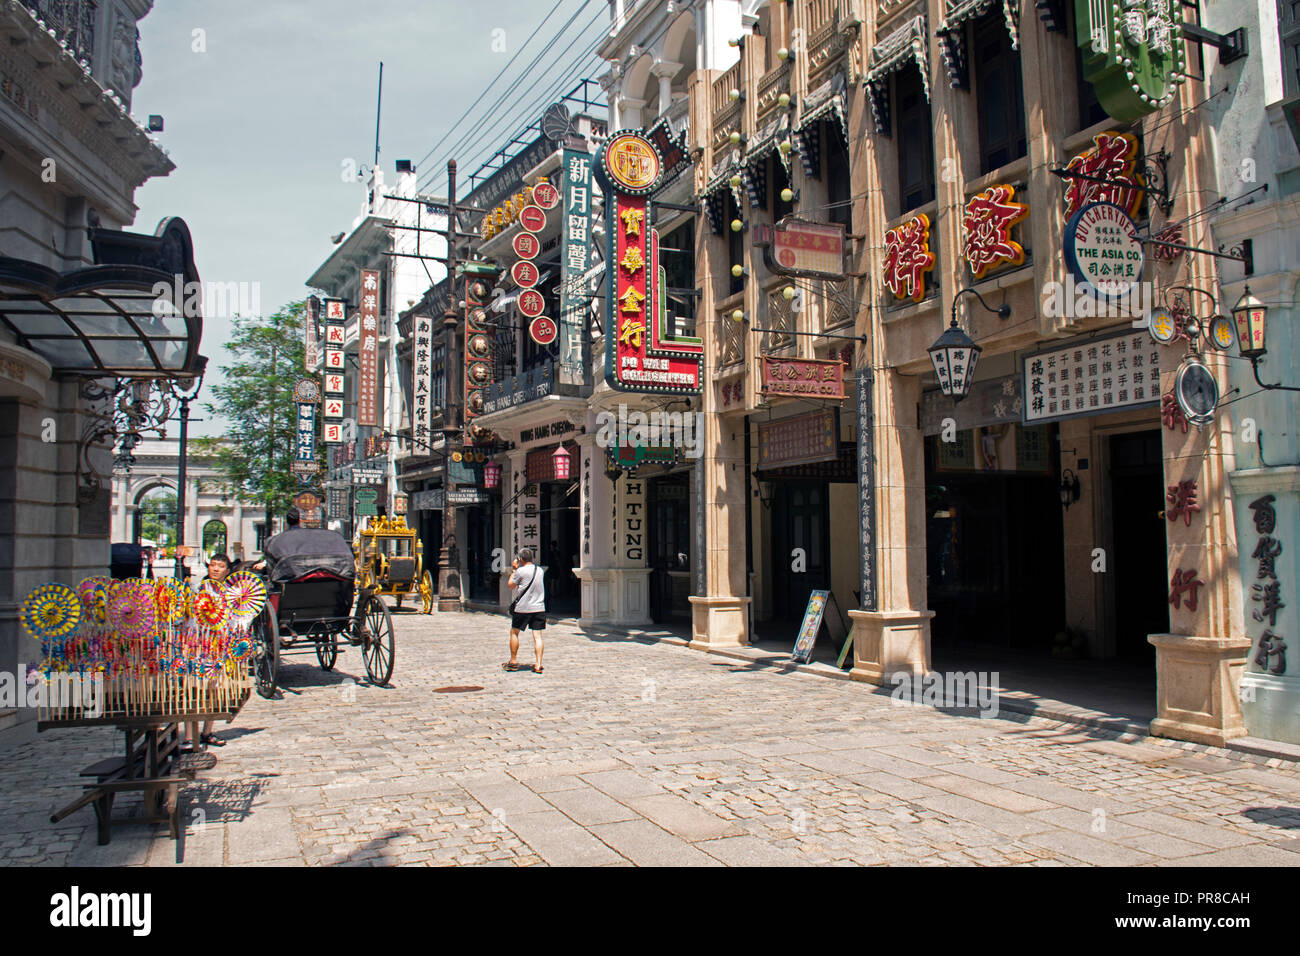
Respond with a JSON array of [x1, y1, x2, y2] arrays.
[[1231, 288, 1300, 392], [164, 356, 208, 579], [928, 289, 1009, 402]]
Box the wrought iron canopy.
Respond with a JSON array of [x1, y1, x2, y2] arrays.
[[0, 217, 202, 378]]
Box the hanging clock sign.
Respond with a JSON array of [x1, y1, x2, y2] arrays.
[[1174, 358, 1219, 427], [1063, 202, 1145, 301], [529, 316, 558, 346], [511, 260, 539, 288], [519, 205, 548, 234], [518, 288, 546, 318], [532, 181, 560, 209]]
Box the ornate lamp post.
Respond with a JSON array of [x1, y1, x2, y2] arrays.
[[928, 289, 1009, 402], [164, 358, 208, 579]]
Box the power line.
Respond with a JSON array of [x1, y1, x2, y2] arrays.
[[417, 1, 603, 189], [411, 0, 573, 174]]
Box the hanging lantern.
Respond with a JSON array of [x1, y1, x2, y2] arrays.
[[1232, 286, 1268, 359], [927, 319, 982, 402], [484, 461, 501, 489], [552, 445, 572, 482]]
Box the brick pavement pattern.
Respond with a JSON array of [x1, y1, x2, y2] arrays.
[[3, 610, 1300, 866]]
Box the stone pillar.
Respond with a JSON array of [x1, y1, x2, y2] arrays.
[[620, 96, 646, 130], [651, 61, 682, 121], [688, 406, 750, 647]]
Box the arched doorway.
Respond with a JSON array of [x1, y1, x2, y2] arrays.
[[133, 484, 178, 549], [202, 519, 228, 557]]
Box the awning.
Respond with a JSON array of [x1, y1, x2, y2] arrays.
[[797, 73, 847, 137], [0, 218, 203, 378], [935, 0, 1020, 89], [865, 16, 930, 134]]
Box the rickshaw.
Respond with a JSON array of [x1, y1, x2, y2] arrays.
[[354, 514, 434, 613], [249, 568, 395, 698]]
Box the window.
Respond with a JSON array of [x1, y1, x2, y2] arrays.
[[973, 9, 1027, 173], [661, 219, 697, 337], [1283, 0, 1300, 97], [727, 192, 745, 296], [771, 155, 794, 220], [896, 64, 936, 214], [825, 120, 851, 229], [1074, 38, 1106, 130]]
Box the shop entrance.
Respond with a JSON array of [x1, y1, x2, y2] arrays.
[[648, 474, 692, 622], [539, 482, 580, 615], [1108, 430, 1168, 662], [770, 481, 831, 622], [465, 501, 500, 604]]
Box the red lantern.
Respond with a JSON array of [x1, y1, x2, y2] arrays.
[[552, 445, 572, 481], [484, 461, 501, 489]]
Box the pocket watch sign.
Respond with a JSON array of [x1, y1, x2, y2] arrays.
[[1076, 0, 1186, 122]]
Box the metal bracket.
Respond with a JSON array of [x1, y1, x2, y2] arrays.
[[1181, 23, 1249, 66]]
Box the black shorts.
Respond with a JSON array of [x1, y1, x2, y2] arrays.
[[511, 611, 547, 631]]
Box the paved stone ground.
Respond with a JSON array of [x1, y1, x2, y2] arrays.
[[4, 609, 1300, 866]]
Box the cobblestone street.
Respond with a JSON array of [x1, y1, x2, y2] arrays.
[[5, 608, 1300, 867]]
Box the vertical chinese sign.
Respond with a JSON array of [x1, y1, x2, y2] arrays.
[[321, 297, 346, 444], [358, 269, 380, 428], [304, 296, 321, 372], [412, 311, 432, 454], [559, 148, 591, 387], [595, 129, 702, 395], [292, 378, 321, 482]]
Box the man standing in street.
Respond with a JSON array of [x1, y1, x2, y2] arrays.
[[504, 547, 546, 673]]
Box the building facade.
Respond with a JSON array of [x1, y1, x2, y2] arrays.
[[0, 0, 203, 745]]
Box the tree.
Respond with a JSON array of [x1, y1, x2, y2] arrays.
[[139, 491, 177, 546], [195, 300, 323, 530]]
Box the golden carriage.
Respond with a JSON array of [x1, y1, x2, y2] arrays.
[[353, 515, 434, 613]]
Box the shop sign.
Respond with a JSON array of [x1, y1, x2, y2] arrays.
[[518, 288, 545, 318], [324, 371, 344, 395], [1076, 0, 1184, 123], [352, 468, 385, 485], [510, 469, 540, 555], [292, 378, 320, 404], [513, 232, 540, 260], [962, 185, 1029, 280], [1022, 330, 1160, 424], [855, 367, 877, 612], [1247, 494, 1289, 676], [481, 363, 555, 413], [620, 477, 645, 563], [518, 205, 547, 233], [761, 356, 845, 399], [920, 375, 1023, 436], [411, 488, 444, 511], [1063, 202, 1144, 301], [518, 419, 578, 447], [354, 487, 379, 516], [322, 296, 347, 444], [293, 492, 322, 528], [411, 313, 433, 452], [757, 409, 839, 469], [512, 260, 540, 287], [559, 149, 593, 387], [606, 439, 676, 471], [532, 181, 560, 209], [529, 316, 557, 345], [596, 130, 702, 394], [883, 214, 936, 302], [358, 269, 380, 427], [328, 488, 348, 520], [304, 297, 321, 372], [323, 397, 344, 420], [447, 488, 488, 506], [464, 275, 495, 438], [754, 218, 846, 280], [1062, 132, 1144, 220]]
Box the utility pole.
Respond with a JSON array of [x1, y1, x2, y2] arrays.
[[266, 342, 277, 545], [437, 159, 462, 612]]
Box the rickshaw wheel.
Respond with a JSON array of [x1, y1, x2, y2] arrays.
[[361, 594, 395, 686], [420, 570, 434, 614], [315, 629, 337, 671], [254, 606, 279, 699]]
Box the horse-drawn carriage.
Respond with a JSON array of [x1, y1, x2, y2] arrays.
[[354, 514, 434, 613], [250, 569, 394, 698]]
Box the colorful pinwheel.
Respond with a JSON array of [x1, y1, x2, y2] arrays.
[[21, 583, 81, 642], [76, 577, 112, 628], [193, 589, 228, 631], [224, 572, 266, 627], [108, 580, 156, 641], [154, 579, 190, 626]]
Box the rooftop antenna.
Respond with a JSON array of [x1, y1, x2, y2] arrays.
[[374, 61, 384, 169]]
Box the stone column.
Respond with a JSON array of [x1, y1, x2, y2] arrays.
[[651, 61, 682, 120]]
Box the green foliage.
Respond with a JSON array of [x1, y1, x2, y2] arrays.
[[195, 300, 323, 517], [139, 491, 177, 547]]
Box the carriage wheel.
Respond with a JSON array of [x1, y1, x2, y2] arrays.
[[254, 606, 279, 699], [361, 595, 395, 686], [420, 570, 434, 614], [315, 630, 338, 671]]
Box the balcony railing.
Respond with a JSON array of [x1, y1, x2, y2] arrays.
[[808, 0, 837, 35], [23, 0, 96, 64], [712, 62, 741, 117]]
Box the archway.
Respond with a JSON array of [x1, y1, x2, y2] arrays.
[[133, 483, 178, 549], [202, 519, 228, 557]]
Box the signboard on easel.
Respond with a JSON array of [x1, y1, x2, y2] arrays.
[[792, 589, 849, 664]]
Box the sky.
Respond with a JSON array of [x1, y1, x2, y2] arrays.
[[130, 0, 608, 435]]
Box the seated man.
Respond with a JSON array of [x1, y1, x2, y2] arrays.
[[253, 506, 356, 613]]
